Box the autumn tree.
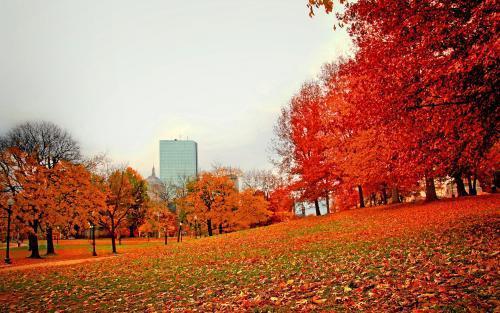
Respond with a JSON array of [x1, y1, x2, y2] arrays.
[[0, 148, 49, 258], [273, 82, 338, 215], [44, 161, 106, 254], [97, 167, 148, 253], [268, 186, 295, 222], [306, 0, 498, 201], [230, 189, 271, 230], [3, 121, 81, 251], [182, 172, 237, 236]]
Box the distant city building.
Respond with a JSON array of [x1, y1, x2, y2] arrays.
[[229, 174, 240, 192], [159, 139, 198, 188], [145, 166, 165, 202]]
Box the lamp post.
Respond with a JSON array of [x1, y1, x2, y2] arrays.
[[56, 226, 60, 245], [89, 223, 97, 256], [177, 222, 183, 243], [157, 212, 161, 239], [164, 226, 168, 245], [194, 215, 198, 239], [4, 198, 14, 264]]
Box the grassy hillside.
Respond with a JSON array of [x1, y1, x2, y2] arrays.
[[1, 195, 499, 312]]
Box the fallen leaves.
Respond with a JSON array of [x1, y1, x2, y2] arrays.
[[0, 195, 498, 312]]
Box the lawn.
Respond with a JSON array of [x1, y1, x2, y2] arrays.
[[0, 195, 498, 312], [0, 238, 168, 267]]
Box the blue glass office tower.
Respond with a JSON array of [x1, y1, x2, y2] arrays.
[[159, 140, 198, 188]]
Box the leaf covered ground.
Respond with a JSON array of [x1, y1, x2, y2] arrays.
[[1, 195, 499, 312]]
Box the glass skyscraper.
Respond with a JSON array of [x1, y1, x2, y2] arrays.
[[159, 139, 198, 188]]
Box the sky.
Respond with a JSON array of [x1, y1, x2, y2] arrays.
[[0, 0, 352, 178]]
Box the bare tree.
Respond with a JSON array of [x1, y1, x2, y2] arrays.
[[269, 107, 295, 175], [4, 121, 81, 169], [242, 169, 280, 200]]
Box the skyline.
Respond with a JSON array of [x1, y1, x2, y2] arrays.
[[0, 0, 352, 178]]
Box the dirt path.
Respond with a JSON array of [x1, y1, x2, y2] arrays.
[[0, 255, 118, 272]]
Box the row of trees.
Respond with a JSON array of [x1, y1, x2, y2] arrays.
[[0, 121, 156, 257], [271, 0, 498, 211], [0, 122, 295, 259]]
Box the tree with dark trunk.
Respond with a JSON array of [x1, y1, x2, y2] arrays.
[[111, 226, 117, 254], [207, 219, 213, 236], [381, 185, 388, 205], [425, 177, 438, 201], [28, 220, 41, 259], [467, 175, 477, 196], [391, 187, 400, 204], [325, 191, 330, 214], [314, 199, 321, 216], [357, 185, 365, 208], [45, 227, 55, 255], [4, 121, 81, 256], [454, 173, 468, 197]]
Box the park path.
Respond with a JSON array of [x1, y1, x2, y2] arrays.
[[0, 255, 118, 272]]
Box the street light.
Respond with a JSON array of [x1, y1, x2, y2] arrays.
[[89, 222, 97, 256], [177, 222, 183, 243], [4, 198, 14, 264], [194, 215, 198, 239]]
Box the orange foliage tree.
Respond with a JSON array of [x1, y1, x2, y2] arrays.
[[44, 161, 106, 254], [182, 173, 237, 236], [230, 189, 271, 230], [180, 171, 272, 236], [97, 167, 148, 253]]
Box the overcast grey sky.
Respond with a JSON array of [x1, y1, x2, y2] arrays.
[[0, 0, 351, 178]]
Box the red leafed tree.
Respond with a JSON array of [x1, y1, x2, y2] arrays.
[[278, 82, 338, 215], [268, 186, 295, 222], [309, 0, 498, 200]]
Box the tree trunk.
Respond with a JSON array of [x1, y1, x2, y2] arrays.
[[325, 191, 330, 214], [28, 221, 41, 259], [314, 199, 321, 216], [454, 173, 468, 197], [129, 226, 135, 237], [467, 175, 477, 196], [357, 185, 365, 208], [111, 227, 117, 254], [219, 224, 223, 235], [207, 219, 213, 236], [424, 176, 438, 201], [46, 227, 56, 255], [391, 187, 400, 204], [28, 233, 41, 259], [164, 228, 168, 245], [381, 186, 388, 205]]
